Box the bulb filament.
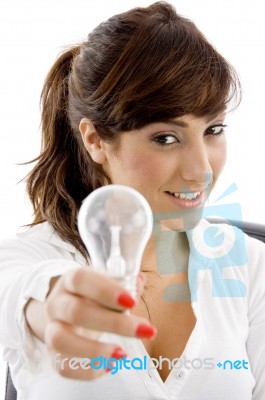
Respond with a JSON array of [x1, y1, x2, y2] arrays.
[[106, 225, 126, 277]]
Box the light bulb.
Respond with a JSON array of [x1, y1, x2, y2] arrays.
[[78, 184, 153, 298]]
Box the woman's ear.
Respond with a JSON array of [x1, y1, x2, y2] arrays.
[[79, 118, 107, 164]]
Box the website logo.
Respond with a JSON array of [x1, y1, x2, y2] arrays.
[[153, 180, 247, 302], [53, 354, 249, 374]]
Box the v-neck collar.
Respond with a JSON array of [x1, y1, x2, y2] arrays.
[[113, 220, 210, 392]]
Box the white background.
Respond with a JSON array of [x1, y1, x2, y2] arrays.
[[0, 0, 264, 398]]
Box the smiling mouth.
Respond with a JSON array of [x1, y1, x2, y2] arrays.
[[165, 190, 204, 209], [167, 191, 201, 200]]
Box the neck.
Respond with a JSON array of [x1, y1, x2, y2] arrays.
[[141, 221, 190, 275]]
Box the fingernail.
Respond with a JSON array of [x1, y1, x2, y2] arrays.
[[110, 347, 128, 359], [136, 324, 156, 339], [117, 292, 135, 308]]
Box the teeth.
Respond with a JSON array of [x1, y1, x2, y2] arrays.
[[170, 191, 200, 200]]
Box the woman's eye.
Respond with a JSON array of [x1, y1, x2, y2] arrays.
[[154, 134, 178, 145], [205, 124, 227, 136]]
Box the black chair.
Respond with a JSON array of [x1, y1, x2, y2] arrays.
[[207, 218, 265, 244], [5, 364, 16, 400], [4, 219, 265, 400]]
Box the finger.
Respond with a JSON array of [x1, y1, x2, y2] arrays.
[[63, 268, 139, 311], [49, 349, 117, 380], [49, 293, 156, 339], [46, 321, 128, 380], [45, 321, 125, 359]]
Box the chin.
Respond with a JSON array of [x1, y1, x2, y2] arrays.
[[153, 205, 204, 232]]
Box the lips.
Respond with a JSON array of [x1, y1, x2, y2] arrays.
[[168, 191, 201, 200], [166, 190, 205, 209]]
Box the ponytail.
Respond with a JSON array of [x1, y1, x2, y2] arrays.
[[25, 45, 98, 259]]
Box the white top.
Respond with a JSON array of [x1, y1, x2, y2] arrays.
[[0, 219, 265, 400]]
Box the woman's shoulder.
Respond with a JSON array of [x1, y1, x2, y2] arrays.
[[243, 231, 265, 293], [194, 218, 265, 277], [198, 218, 265, 254], [205, 219, 265, 295], [0, 221, 78, 257]]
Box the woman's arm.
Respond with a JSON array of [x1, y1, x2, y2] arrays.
[[25, 276, 60, 342], [0, 235, 79, 349], [0, 231, 154, 381]]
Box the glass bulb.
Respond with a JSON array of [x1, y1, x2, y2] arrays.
[[78, 184, 153, 298]]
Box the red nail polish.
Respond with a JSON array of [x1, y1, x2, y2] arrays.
[[110, 347, 128, 359], [117, 292, 135, 308], [136, 324, 156, 339]]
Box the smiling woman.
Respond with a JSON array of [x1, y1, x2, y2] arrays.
[[0, 2, 265, 400], [81, 114, 227, 218], [24, 2, 239, 257]]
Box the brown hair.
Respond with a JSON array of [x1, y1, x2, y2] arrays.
[[25, 1, 241, 259]]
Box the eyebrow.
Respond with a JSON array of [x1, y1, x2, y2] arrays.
[[161, 113, 226, 128], [161, 119, 189, 128]]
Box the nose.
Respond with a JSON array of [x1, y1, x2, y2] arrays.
[[179, 140, 212, 185]]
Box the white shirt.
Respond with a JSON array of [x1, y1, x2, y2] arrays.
[[0, 219, 265, 399]]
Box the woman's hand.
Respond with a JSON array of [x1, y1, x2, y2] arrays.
[[43, 268, 156, 380]]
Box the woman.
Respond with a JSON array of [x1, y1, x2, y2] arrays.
[[1, 2, 265, 399]]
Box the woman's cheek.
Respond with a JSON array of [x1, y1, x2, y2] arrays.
[[210, 141, 227, 186], [118, 153, 164, 197]]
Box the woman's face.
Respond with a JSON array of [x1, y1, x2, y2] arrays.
[[81, 113, 227, 227]]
